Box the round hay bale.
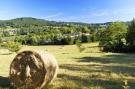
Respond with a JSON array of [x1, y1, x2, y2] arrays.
[[9, 50, 58, 89]]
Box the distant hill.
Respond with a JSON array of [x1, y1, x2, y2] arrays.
[[0, 17, 91, 28], [0, 17, 130, 28]]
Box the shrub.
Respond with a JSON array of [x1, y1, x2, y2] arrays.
[[75, 39, 85, 52], [81, 34, 90, 43], [61, 35, 74, 45], [1, 42, 22, 53]]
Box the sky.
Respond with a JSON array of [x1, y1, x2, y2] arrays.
[[0, 0, 135, 23]]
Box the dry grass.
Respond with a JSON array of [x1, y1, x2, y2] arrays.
[[0, 42, 135, 89]]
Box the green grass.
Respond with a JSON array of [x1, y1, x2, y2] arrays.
[[0, 42, 135, 89]]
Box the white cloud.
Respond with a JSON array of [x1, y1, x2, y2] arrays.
[[83, 7, 135, 23], [86, 7, 135, 18]]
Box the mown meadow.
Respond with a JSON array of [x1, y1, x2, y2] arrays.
[[0, 42, 135, 89]]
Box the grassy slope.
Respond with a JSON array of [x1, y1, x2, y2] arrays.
[[0, 43, 135, 89]]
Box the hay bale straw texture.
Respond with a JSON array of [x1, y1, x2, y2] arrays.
[[9, 50, 58, 89]]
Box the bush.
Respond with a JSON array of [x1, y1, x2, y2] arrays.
[[61, 36, 74, 45], [1, 42, 22, 53], [75, 39, 85, 52], [81, 34, 90, 43]]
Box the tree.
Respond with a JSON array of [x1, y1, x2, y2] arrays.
[[81, 34, 90, 43], [81, 26, 89, 33], [61, 35, 74, 45], [0, 35, 2, 42], [25, 34, 38, 45], [99, 22, 127, 52], [127, 19, 135, 47]]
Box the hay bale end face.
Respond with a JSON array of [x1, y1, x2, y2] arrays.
[[9, 50, 58, 89]]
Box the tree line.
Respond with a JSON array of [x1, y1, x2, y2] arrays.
[[1, 17, 135, 53], [0, 17, 98, 45]]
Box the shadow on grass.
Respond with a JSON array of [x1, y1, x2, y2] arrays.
[[58, 69, 135, 89], [75, 54, 135, 75], [59, 53, 135, 89], [77, 54, 135, 65], [60, 64, 108, 73], [0, 76, 11, 88], [60, 63, 135, 78], [57, 73, 124, 89]]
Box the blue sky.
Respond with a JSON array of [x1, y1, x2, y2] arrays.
[[0, 0, 135, 23]]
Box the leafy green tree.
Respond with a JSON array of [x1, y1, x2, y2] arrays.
[[81, 34, 90, 43], [25, 34, 38, 45], [0, 35, 2, 42], [81, 26, 89, 33], [61, 35, 74, 45], [90, 33, 97, 42], [127, 19, 135, 47], [99, 22, 127, 52]]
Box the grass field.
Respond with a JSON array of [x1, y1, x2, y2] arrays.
[[0, 42, 135, 89]]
